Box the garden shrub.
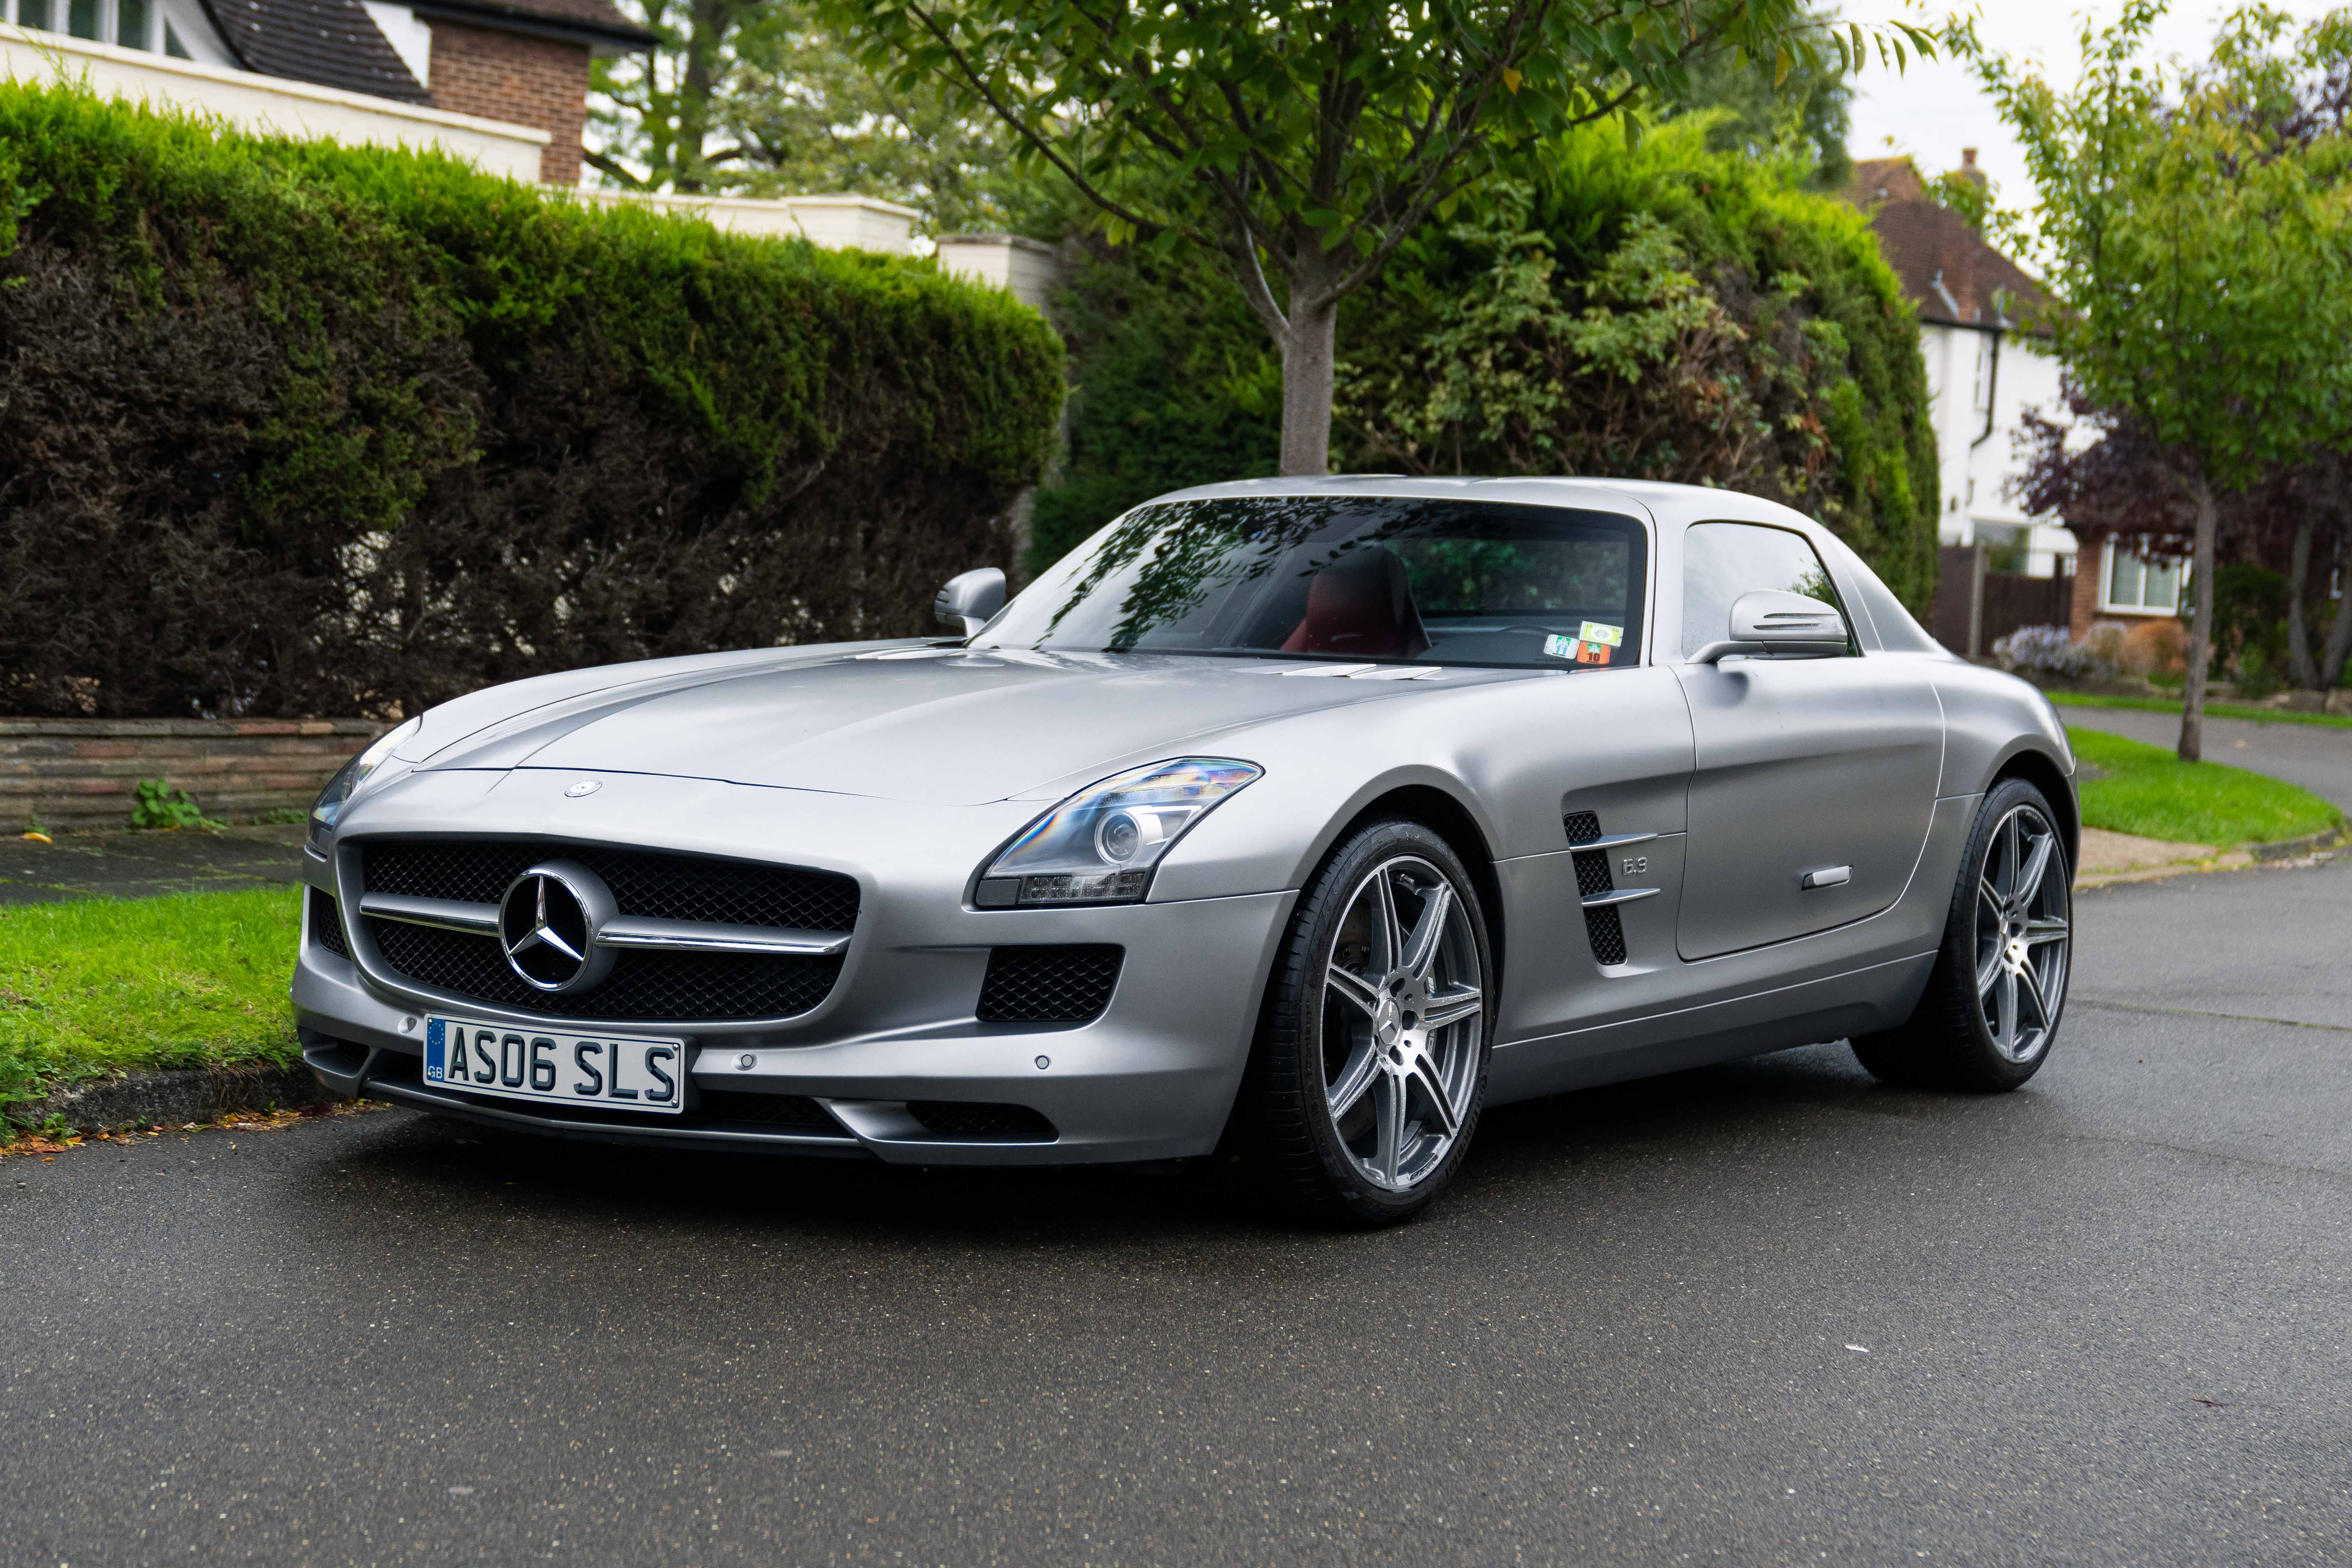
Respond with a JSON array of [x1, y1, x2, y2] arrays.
[[1032, 120, 1941, 610], [0, 84, 1064, 719]]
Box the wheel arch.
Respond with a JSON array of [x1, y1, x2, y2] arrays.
[[1332, 784, 1508, 989], [1990, 745, 2079, 872]]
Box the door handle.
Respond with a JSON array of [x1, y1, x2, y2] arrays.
[[1801, 866, 1852, 890]]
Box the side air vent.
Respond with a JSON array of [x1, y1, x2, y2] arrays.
[[976, 945, 1123, 1025], [309, 888, 350, 959], [1563, 811, 1628, 967]]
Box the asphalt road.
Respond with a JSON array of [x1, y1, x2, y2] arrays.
[[2058, 705, 2352, 814], [6, 856, 2351, 1567]]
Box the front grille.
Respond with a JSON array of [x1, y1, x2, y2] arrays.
[[309, 888, 350, 959], [353, 839, 858, 1023], [367, 919, 843, 1021], [362, 841, 860, 933], [976, 945, 1122, 1025], [906, 1101, 1058, 1140]]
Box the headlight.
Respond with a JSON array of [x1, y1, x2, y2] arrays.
[[975, 758, 1263, 907], [308, 716, 423, 852]]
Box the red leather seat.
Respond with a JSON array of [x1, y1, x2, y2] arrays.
[[1280, 548, 1431, 658]]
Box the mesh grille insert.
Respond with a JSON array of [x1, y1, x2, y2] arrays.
[[366, 919, 843, 1022], [906, 1101, 1058, 1140], [698, 1090, 839, 1131], [309, 888, 350, 959], [1583, 906, 1629, 966], [1563, 810, 1602, 846], [976, 946, 1122, 1025], [362, 841, 859, 933]]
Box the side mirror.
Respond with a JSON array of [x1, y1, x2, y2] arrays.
[[1689, 590, 1850, 664], [933, 567, 1006, 636]]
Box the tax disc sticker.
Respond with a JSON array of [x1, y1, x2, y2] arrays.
[[1543, 633, 1578, 660], [1578, 621, 1624, 647]]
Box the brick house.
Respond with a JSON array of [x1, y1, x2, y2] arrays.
[[0, 0, 652, 183]]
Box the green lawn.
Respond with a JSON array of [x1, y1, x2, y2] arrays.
[[2048, 690, 2352, 730], [0, 886, 300, 1105], [2069, 728, 2344, 846]]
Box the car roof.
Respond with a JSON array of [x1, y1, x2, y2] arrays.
[[1148, 475, 1818, 533]]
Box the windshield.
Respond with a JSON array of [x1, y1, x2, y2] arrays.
[[978, 496, 1648, 670]]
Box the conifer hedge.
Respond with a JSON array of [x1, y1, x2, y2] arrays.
[[0, 85, 1064, 720]]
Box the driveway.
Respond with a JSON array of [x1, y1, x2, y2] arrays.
[[0, 824, 309, 905], [5, 855, 2349, 1565], [2060, 704, 2352, 813]]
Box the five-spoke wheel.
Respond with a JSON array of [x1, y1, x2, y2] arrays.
[[1853, 776, 2073, 1090], [1320, 855, 1485, 1193], [1235, 818, 1492, 1225]]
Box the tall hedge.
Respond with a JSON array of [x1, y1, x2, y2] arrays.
[[1032, 122, 1940, 610], [0, 85, 1064, 719]]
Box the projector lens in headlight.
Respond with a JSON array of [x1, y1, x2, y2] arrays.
[[976, 758, 1262, 907]]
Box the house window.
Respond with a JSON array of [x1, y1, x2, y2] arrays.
[[2101, 539, 2184, 614], [7, 0, 156, 48]]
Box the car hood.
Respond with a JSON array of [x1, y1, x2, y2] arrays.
[[418, 648, 1499, 805]]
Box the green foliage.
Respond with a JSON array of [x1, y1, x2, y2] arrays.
[[1921, 168, 1996, 230], [129, 780, 224, 832], [2068, 727, 2342, 845], [1032, 122, 1941, 608], [0, 888, 303, 1103], [1977, 3, 2352, 492], [0, 83, 1065, 718], [830, 0, 1931, 468], [1658, 3, 1856, 188], [2203, 563, 2292, 695]]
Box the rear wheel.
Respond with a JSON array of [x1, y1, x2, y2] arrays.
[[1231, 819, 1491, 1227], [1852, 777, 2072, 1091]]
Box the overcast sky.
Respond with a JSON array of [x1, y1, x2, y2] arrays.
[[1846, 0, 2344, 261]]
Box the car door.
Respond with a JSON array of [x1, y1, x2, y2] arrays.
[[1671, 521, 1943, 961]]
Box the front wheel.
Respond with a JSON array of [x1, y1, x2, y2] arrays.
[[1231, 819, 1492, 1227], [1852, 778, 2073, 1091]]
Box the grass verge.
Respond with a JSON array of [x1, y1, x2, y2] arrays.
[[2048, 691, 2352, 729], [0, 886, 300, 1104], [2069, 728, 2345, 845]]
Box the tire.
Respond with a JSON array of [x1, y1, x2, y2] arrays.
[[1852, 777, 2073, 1091], [1230, 818, 1493, 1227]]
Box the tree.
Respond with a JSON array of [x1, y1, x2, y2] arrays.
[[2019, 381, 2352, 692], [1973, 1, 2352, 760], [591, 0, 1048, 232], [1659, 3, 1855, 187], [830, 0, 1932, 475]]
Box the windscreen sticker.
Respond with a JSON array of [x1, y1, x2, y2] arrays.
[[1578, 621, 1624, 647], [1544, 632, 1617, 665]]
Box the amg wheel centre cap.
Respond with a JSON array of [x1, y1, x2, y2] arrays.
[[498, 862, 617, 993]]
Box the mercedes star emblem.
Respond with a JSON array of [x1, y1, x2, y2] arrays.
[[497, 861, 617, 993]]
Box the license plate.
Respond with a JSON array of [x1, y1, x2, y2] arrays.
[[422, 1018, 687, 1115]]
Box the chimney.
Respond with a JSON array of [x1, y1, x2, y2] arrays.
[[1957, 148, 1987, 188]]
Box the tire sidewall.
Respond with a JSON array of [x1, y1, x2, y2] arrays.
[[1269, 818, 1494, 1223]]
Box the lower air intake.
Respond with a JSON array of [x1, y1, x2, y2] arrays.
[[906, 1101, 1058, 1141], [976, 945, 1122, 1025], [309, 888, 350, 959]]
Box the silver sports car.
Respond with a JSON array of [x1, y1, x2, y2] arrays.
[[296, 478, 2077, 1223]]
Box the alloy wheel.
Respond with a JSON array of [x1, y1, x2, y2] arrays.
[[1319, 855, 1485, 1192], [1974, 803, 2071, 1063]]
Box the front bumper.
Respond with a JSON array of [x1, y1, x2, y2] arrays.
[[294, 768, 1295, 1164]]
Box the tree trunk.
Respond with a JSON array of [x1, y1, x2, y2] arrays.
[[2285, 514, 2318, 690], [1278, 296, 1338, 477], [2323, 530, 2352, 690], [2179, 474, 2219, 763]]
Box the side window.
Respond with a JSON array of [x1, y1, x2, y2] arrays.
[[1680, 523, 1853, 659]]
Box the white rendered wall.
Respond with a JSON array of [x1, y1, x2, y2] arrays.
[[0, 24, 545, 179], [1918, 320, 2077, 574], [576, 190, 919, 255], [935, 234, 1061, 316]]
